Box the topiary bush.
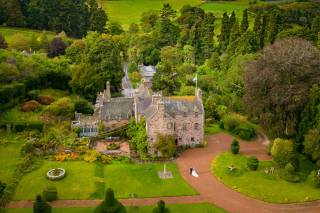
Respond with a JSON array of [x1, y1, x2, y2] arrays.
[[22, 100, 41, 112], [33, 195, 52, 213], [94, 188, 126, 213], [43, 186, 58, 201], [152, 200, 170, 213], [231, 139, 240, 154], [247, 156, 259, 171], [308, 170, 320, 188]]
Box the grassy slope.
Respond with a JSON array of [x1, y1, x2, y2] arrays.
[[5, 203, 227, 213], [102, 0, 250, 29], [0, 134, 23, 183], [212, 152, 320, 203], [13, 161, 197, 200], [0, 26, 55, 46]]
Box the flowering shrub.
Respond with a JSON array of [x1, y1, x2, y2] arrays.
[[98, 155, 113, 164], [22, 100, 41, 112], [84, 150, 100, 163], [38, 95, 54, 105], [54, 152, 80, 162]]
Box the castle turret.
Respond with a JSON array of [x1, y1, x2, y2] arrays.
[[105, 81, 111, 102]]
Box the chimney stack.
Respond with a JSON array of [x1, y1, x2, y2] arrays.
[[105, 81, 111, 101]]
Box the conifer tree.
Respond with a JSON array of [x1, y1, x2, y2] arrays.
[[259, 14, 267, 49], [253, 12, 261, 34], [94, 188, 126, 213], [229, 11, 236, 33], [33, 195, 52, 213], [152, 200, 170, 213], [267, 11, 281, 44], [240, 9, 249, 34], [230, 19, 241, 43], [3, 0, 25, 27], [219, 12, 229, 49]]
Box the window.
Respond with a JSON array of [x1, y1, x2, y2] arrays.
[[195, 112, 198, 118], [191, 137, 194, 142], [167, 122, 173, 129], [182, 123, 187, 130], [183, 112, 187, 117], [194, 123, 199, 130]]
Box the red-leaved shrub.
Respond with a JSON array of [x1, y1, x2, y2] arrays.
[[22, 100, 41, 112], [38, 95, 54, 105]]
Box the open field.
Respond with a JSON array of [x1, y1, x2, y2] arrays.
[[0, 26, 55, 46], [13, 161, 197, 200], [212, 152, 320, 203], [101, 0, 250, 28], [5, 203, 227, 213]]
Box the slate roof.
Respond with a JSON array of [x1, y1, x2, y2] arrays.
[[144, 96, 203, 120], [100, 98, 134, 120]]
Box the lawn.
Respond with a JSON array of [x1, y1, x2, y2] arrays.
[[0, 26, 55, 46], [212, 152, 320, 203], [205, 123, 223, 134], [101, 0, 250, 29], [104, 163, 197, 198], [0, 133, 23, 183], [5, 203, 227, 213], [13, 161, 96, 200], [13, 161, 197, 200]]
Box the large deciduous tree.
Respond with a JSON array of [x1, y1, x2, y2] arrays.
[[243, 38, 320, 138]]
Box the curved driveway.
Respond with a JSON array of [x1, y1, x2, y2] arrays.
[[176, 133, 320, 213]]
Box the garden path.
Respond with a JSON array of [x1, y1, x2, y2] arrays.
[[7, 133, 320, 212]]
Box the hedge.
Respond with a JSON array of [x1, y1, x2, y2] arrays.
[[0, 121, 44, 132]]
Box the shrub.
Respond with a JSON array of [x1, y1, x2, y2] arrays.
[[271, 138, 294, 168], [94, 188, 126, 213], [43, 186, 58, 201], [20, 142, 34, 156], [152, 200, 170, 213], [233, 123, 256, 140], [33, 195, 52, 213], [84, 150, 100, 163], [308, 170, 320, 188], [22, 100, 41, 112], [154, 134, 177, 158], [45, 97, 74, 118], [27, 90, 40, 100], [75, 100, 93, 114], [247, 156, 259, 171], [0, 181, 6, 197], [98, 155, 113, 164], [38, 95, 54, 105], [281, 163, 300, 183], [13, 121, 44, 132], [223, 114, 241, 132], [231, 139, 240, 154]]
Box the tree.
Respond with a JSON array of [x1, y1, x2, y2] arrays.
[[231, 139, 240, 154], [259, 15, 267, 49], [0, 33, 8, 49], [154, 134, 176, 158], [247, 156, 259, 171], [230, 19, 240, 44], [140, 10, 159, 33], [0, 1, 7, 25], [155, 4, 180, 47], [219, 12, 230, 49], [235, 30, 259, 55], [243, 38, 320, 137], [88, 0, 108, 33], [33, 195, 52, 213], [240, 9, 249, 34], [127, 118, 148, 159], [267, 11, 281, 44], [94, 188, 126, 213], [303, 126, 320, 164], [152, 200, 170, 213], [75, 99, 94, 115], [10, 33, 30, 51], [107, 22, 124, 35], [3, 0, 25, 27], [38, 32, 49, 52], [271, 138, 294, 168], [253, 12, 261, 35], [48, 37, 67, 58]]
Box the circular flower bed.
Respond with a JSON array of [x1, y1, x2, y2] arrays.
[[47, 168, 66, 181]]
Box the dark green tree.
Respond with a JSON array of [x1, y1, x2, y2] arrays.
[[94, 188, 126, 213], [0, 1, 7, 24], [231, 139, 240, 154], [240, 9, 249, 34], [152, 200, 170, 213], [0, 33, 8, 49], [228, 11, 236, 34], [259, 14, 267, 49], [253, 12, 261, 35], [88, 0, 108, 33], [267, 11, 281, 44], [27, 0, 47, 29], [219, 12, 230, 49], [3, 0, 25, 27], [200, 12, 215, 62], [235, 30, 259, 55], [230, 19, 241, 43], [156, 4, 180, 47], [33, 195, 52, 213]]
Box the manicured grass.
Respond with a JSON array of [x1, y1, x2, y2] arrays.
[[13, 161, 96, 200], [212, 152, 320, 203], [13, 161, 197, 200], [104, 163, 197, 198], [6, 203, 227, 213], [0, 133, 23, 183], [0, 26, 54, 46]]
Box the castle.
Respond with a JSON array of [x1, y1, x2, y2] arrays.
[[72, 81, 204, 152]]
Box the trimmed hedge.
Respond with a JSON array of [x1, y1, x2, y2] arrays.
[[0, 121, 44, 132]]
